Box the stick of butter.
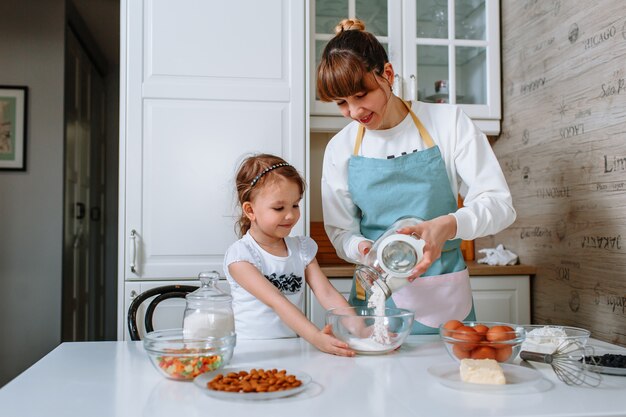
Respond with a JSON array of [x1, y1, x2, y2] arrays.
[[460, 359, 506, 385]]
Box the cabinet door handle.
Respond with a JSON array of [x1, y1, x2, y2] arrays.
[[409, 74, 417, 101], [393, 74, 403, 98], [129, 229, 137, 273], [75, 202, 86, 220]]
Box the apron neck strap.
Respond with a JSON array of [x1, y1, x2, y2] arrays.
[[402, 100, 435, 149], [354, 124, 366, 156], [353, 101, 435, 156]]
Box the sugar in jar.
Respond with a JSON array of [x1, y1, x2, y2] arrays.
[[183, 271, 235, 339]]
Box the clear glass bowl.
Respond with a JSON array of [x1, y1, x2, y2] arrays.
[[143, 328, 236, 381], [326, 306, 414, 355], [439, 321, 525, 363], [518, 324, 590, 354]]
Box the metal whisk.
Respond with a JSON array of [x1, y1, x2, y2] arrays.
[[520, 339, 602, 387]]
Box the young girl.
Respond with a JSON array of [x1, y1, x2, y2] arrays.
[[223, 153, 355, 356], [317, 19, 516, 334]]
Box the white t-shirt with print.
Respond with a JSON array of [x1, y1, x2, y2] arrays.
[[223, 232, 318, 339]]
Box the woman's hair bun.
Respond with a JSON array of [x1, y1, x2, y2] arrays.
[[334, 18, 366, 35]]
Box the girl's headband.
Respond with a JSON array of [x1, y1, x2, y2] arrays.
[[250, 162, 291, 187]]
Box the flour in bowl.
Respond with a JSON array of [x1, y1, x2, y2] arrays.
[[346, 336, 391, 352], [521, 326, 568, 354]]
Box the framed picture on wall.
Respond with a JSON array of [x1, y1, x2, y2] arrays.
[[0, 86, 28, 171]]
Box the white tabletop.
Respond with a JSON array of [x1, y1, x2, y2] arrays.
[[1, 336, 625, 417]]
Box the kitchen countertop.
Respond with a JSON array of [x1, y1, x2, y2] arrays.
[[1, 336, 624, 417], [321, 261, 536, 278]]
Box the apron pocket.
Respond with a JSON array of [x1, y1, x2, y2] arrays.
[[391, 268, 472, 329]]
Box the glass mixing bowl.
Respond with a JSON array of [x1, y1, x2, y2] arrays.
[[326, 306, 414, 355], [143, 329, 236, 381], [519, 324, 590, 354], [439, 321, 525, 363]]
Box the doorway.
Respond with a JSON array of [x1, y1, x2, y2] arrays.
[[62, 28, 106, 341], [62, 1, 119, 341]]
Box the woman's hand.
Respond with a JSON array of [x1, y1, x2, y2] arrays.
[[312, 325, 355, 357], [357, 240, 373, 262], [396, 214, 457, 280]]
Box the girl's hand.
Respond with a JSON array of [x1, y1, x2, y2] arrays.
[[396, 215, 457, 280], [312, 325, 355, 357]]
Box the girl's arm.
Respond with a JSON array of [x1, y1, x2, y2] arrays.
[[228, 261, 354, 357], [304, 258, 351, 311], [306, 258, 369, 337]]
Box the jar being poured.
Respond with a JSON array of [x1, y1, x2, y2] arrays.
[[183, 271, 235, 339], [355, 216, 426, 300]]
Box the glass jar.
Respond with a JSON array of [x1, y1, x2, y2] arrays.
[[355, 217, 426, 299], [183, 271, 235, 339]]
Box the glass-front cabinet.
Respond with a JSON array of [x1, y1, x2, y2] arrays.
[[310, 0, 501, 135]]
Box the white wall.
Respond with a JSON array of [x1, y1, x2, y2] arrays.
[[0, 0, 65, 386]]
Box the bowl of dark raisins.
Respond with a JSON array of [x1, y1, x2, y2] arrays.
[[583, 352, 626, 376]]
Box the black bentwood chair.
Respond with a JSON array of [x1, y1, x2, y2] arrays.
[[127, 285, 198, 341]]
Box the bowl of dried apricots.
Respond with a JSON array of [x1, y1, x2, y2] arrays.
[[439, 320, 525, 364]]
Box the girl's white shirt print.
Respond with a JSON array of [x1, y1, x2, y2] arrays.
[[224, 232, 317, 339]]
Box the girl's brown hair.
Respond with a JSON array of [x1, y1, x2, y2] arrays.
[[234, 154, 306, 237], [316, 18, 389, 102]]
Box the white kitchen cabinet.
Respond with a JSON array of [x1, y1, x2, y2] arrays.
[[122, 280, 231, 341], [310, 0, 501, 135], [118, 0, 306, 338], [470, 275, 531, 324], [307, 278, 353, 328], [307, 275, 530, 328], [120, 0, 305, 281]]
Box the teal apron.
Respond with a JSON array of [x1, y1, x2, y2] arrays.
[[347, 101, 475, 334]]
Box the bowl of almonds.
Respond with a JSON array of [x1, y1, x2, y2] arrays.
[[194, 367, 312, 400]]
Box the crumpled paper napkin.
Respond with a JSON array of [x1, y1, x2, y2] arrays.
[[477, 244, 519, 266]]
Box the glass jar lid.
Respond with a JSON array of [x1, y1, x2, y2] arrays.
[[186, 271, 232, 303], [377, 234, 425, 278]]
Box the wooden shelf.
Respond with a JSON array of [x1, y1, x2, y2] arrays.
[[320, 261, 536, 278]]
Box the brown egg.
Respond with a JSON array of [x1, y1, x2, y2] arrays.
[[452, 344, 471, 359], [472, 324, 489, 340], [443, 320, 464, 330], [441, 319, 464, 336], [470, 346, 497, 360], [495, 345, 513, 362], [452, 326, 482, 351], [486, 325, 516, 343]]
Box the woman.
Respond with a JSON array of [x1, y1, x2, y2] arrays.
[[318, 19, 516, 334]]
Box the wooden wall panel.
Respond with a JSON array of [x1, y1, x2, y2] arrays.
[[476, 0, 626, 346]]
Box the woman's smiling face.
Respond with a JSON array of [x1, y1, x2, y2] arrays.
[[333, 72, 393, 130]]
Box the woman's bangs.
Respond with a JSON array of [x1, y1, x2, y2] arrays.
[[317, 55, 368, 102]]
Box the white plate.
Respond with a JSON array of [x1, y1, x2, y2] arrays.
[[582, 351, 626, 376], [427, 363, 542, 392], [194, 367, 312, 401]]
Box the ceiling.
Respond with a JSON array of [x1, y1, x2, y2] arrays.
[[71, 0, 120, 66]]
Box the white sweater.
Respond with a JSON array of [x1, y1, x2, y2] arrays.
[[321, 101, 516, 263]]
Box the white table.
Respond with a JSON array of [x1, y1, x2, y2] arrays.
[[1, 336, 625, 417]]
